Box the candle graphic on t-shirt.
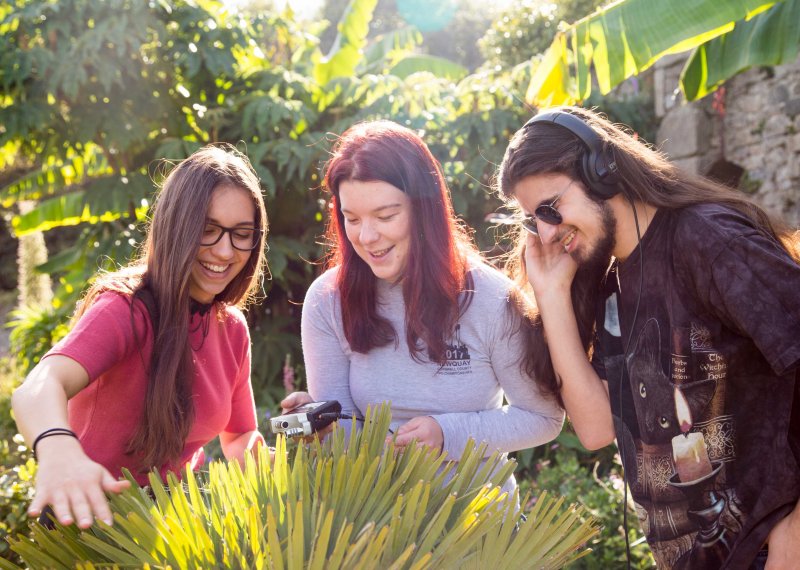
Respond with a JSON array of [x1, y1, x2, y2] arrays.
[[672, 386, 713, 482]]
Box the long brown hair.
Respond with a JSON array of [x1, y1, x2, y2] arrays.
[[77, 145, 268, 469], [497, 105, 800, 400], [322, 120, 475, 364]]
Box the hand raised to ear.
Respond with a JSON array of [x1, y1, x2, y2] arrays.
[[523, 232, 578, 299]]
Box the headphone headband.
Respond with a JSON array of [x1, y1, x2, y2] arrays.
[[524, 110, 620, 199]]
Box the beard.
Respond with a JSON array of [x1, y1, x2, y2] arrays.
[[573, 199, 617, 275], [570, 201, 617, 350]]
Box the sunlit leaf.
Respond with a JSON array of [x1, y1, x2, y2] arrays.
[[682, 0, 800, 100], [313, 0, 379, 85], [6, 405, 597, 569], [527, 0, 782, 106], [389, 55, 468, 81]]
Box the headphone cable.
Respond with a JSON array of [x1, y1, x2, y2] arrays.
[[618, 195, 645, 569], [318, 412, 395, 434]]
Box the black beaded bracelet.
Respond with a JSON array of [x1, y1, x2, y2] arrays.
[[32, 428, 78, 460]]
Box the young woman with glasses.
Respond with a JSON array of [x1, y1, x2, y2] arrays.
[[12, 145, 269, 528], [283, 120, 564, 498]]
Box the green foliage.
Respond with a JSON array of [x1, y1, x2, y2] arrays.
[[314, 0, 379, 84], [389, 55, 468, 81], [0, 436, 34, 567], [6, 302, 71, 375], [523, 440, 654, 569], [585, 86, 659, 146], [0, 0, 655, 405], [681, 0, 800, 100], [5, 405, 599, 569], [526, 0, 791, 106], [322, 0, 497, 72], [404, 1, 496, 72], [479, 0, 559, 69], [513, 427, 617, 482], [0, 364, 35, 570], [479, 0, 607, 70]]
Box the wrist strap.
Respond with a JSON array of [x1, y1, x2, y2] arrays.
[[32, 428, 78, 460]]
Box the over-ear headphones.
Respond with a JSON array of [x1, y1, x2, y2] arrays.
[[524, 110, 621, 199]]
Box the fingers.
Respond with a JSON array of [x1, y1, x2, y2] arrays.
[[52, 485, 107, 528], [69, 491, 96, 529], [392, 424, 420, 447], [522, 234, 539, 271], [392, 417, 421, 445], [27, 490, 48, 518], [280, 391, 312, 413], [525, 230, 564, 257], [47, 491, 75, 526], [85, 484, 114, 526], [30, 465, 129, 527], [101, 469, 131, 494], [525, 231, 542, 250], [390, 417, 443, 452]]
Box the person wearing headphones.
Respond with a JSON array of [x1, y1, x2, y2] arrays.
[[496, 106, 800, 569]]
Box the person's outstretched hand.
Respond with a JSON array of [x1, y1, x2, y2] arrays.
[[30, 437, 130, 528]]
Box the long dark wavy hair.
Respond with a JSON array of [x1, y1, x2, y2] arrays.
[[322, 120, 476, 364], [76, 145, 268, 469], [497, 105, 800, 400]]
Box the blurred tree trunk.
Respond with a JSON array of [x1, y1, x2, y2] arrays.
[[16, 202, 52, 309]]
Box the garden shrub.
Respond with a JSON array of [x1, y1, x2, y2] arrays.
[[524, 441, 655, 569], [3, 405, 599, 569], [0, 436, 34, 566]]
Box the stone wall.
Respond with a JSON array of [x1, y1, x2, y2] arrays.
[[655, 54, 800, 227]]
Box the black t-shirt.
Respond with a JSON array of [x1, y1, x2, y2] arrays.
[[592, 203, 800, 569]]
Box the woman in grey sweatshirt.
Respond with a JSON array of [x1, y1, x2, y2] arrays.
[[293, 120, 564, 496]]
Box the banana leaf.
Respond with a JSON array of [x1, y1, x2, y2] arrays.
[[313, 0, 379, 85], [527, 0, 784, 106], [681, 0, 800, 100]]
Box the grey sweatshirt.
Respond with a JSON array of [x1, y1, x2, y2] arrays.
[[301, 260, 564, 494]]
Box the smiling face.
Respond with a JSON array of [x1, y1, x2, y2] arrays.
[[189, 183, 256, 303], [338, 179, 412, 284], [513, 173, 617, 266]]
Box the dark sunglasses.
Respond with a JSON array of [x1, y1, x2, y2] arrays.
[[200, 222, 263, 251], [487, 181, 574, 236], [520, 190, 567, 236]]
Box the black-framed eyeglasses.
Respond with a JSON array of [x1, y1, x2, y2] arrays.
[[200, 222, 263, 251]]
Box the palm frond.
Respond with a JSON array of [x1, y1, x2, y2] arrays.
[[7, 404, 599, 568]]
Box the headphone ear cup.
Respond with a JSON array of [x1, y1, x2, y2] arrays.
[[525, 109, 622, 199], [583, 147, 621, 199]]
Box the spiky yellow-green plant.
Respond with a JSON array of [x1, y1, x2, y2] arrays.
[[2, 404, 598, 569]]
